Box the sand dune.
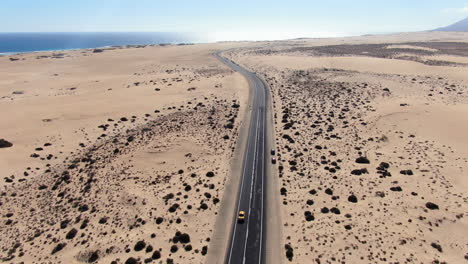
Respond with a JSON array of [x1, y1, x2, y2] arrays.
[[227, 32, 468, 263], [0, 43, 249, 263]]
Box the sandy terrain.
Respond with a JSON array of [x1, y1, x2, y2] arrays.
[[2, 31, 468, 264], [0, 43, 250, 263], [226, 32, 468, 263]]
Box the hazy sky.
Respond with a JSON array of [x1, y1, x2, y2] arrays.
[[2, 0, 468, 40]]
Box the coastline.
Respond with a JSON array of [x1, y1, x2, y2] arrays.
[[0, 31, 208, 56], [0, 43, 199, 57]]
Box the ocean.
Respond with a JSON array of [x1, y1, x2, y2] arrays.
[[0, 32, 204, 54]]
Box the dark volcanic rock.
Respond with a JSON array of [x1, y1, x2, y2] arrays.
[[151, 250, 161, 259], [134, 240, 146, 251], [400, 169, 414, 175], [65, 228, 77, 239], [351, 168, 368, 175], [304, 211, 314, 221], [0, 139, 13, 148], [145, 245, 153, 253], [355, 157, 370, 164], [348, 195, 358, 203], [125, 257, 138, 264], [78, 204, 89, 212], [280, 187, 287, 196], [426, 202, 439, 210], [285, 244, 294, 261], [201, 245, 208, 255], [51, 242, 66, 254], [87, 251, 99, 263], [170, 245, 178, 253], [377, 162, 390, 170], [179, 233, 191, 243], [168, 203, 179, 212], [60, 220, 71, 229], [431, 242, 443, 252]]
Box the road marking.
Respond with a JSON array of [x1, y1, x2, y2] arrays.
[[243, 228, 249, 264]]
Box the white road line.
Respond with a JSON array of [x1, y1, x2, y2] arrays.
[[242, 110, 261, 264], [243, 228, 249, 264]]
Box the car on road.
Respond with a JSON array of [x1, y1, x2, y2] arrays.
[[270, 149, 276, 155], [271, 158, 277, 164], [238, 210, 246, 223]]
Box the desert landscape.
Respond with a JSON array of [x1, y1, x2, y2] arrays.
[[0, 43, 251, 263], [1, 31, 468, 264], [225, 31, 468, 264]]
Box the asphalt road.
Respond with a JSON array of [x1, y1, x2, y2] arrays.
[[214, 53, 268, 264]]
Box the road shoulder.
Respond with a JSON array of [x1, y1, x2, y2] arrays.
[[261, 75, 284, 264]]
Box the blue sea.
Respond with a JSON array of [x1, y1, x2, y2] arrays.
[[0, 32, 205, 55]]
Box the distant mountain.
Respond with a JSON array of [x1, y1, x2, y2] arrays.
[[434, 17, 468, 32]]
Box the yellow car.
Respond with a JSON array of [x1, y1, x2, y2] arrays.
[[238, 210, 246, 223]]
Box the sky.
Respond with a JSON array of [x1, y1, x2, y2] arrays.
[[1, 0, 468, 40]]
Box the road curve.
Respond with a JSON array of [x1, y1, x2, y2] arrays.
[[214, 53, 268, 264]]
